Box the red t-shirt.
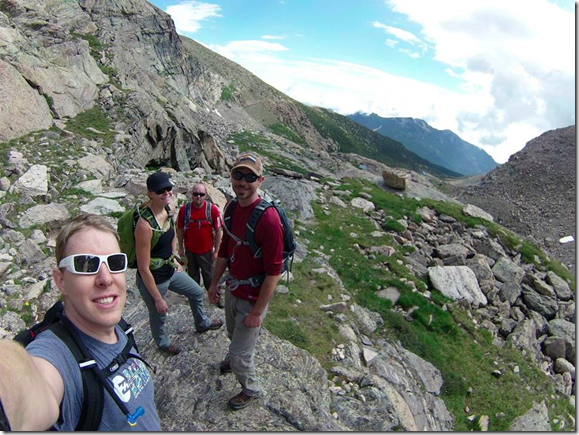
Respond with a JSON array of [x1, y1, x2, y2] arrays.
[[177, 201, 222, 255], [218, 197, 283, 302]]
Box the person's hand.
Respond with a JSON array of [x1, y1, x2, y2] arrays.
[[173, 259, 182, 272], [211, 250, 218, 261], [208, 285, 219, 305], [178, 246, 185, 257], [244, 312, 262, 328], [155, 298, 168, 314]]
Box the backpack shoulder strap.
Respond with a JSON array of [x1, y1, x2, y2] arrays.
[[184, 202, 191, 230], [205, 201, 212, 226], [14, 300, 65, 345], [246, 199, 271, 258], [48, 317, 104, 431], [223, 198, 238, 232]]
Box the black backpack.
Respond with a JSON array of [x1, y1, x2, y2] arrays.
[[14, 301, 153, 430], [223, 198, 297, 287]]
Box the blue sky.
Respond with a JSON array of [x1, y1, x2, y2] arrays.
[[148, 0, 575, 163]]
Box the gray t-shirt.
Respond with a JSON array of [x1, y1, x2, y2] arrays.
[[26, 323, 161, 431]]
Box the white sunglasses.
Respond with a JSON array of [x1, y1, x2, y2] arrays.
[[58, 253, 128, 275]]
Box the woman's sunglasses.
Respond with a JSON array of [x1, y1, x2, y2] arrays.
[[58, 253, 128, 275], [154, 186, 173, 195], [231, 171, 260, 183]]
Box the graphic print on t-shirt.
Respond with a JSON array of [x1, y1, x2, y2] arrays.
[[112, 359, 152, 402]]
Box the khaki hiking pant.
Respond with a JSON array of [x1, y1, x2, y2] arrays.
[[223, 289, 268, 397]]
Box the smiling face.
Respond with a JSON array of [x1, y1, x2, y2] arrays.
[[231, 168, 264, 206], [53, 228, 126, 341], [148, 185, 173, 207]]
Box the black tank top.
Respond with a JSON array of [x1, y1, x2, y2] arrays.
[[150, 227, 175, 283]]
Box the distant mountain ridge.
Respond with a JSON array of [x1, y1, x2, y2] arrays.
[[347, 113, 498, 176]]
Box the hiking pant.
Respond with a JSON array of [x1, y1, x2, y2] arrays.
[[185, 249, 214, 291], [223, 289, 268, 397], [136, 270, 212, 349]]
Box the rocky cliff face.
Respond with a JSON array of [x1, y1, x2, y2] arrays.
[[455, 126, 576, 275]]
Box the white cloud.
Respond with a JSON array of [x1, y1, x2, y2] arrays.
[[165, 1, 221, 33], [385, 0, 575, 162], [262, 34, 287, 40], [399, 49, 420, 59], [202, 1, 573, 164], [373, 21, 428, 52]]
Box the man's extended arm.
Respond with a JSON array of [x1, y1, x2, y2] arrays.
[[212, 228, 223, 260], [208, 257, 228, 304], [0, 340, 63, 431]]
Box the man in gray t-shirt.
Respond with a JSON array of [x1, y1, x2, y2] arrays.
[[0, 214, 161, 431], [27, 324, 160, 431]]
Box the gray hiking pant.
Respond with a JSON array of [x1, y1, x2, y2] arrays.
[[223, 289, 268, 397], [185, 249, 214, 291], [136, 270, 212, 349]]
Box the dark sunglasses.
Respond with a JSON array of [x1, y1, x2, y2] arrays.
[[154, 186, 172, 195], [232, 171, 260, 183], [192, 192, 206, 197], [59, 253, 128, 275]]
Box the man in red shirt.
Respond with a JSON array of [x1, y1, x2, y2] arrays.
[[208, 154, 283, 411], [176, 183, 223, 302]]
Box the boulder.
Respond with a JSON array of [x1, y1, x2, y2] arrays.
[[80, 198, 125, 215], [0, 60, 53, 142], [521, 286, 558, 320], [492, 257, 525, 284], [466, 255, 495, 293], [14, 164, 49, 197], [78, 154, 114, 180], [382, 169, 410, 190], [463, 204, 493, 222], [350, 197, 375, 214], [428, 266, 487, 307], [77, 179, 103, 194], [19, 203, 71, 229], [546, 271, 573, 301], [508, 401, 550, 431]]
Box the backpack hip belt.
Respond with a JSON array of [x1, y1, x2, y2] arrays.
[[220, 273, 265, 291], [150, 253, 178, 270]]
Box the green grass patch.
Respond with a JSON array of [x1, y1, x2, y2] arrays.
[[65, 106, 115, 146], [71, 32, 104, 52], [289, 183, 575, 430], [265, 260, 343, 370], [268, 123, 305, 144], [220, 84, 236, 101]]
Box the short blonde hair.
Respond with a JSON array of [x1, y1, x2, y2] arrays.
[[55, 214, 119, 263]]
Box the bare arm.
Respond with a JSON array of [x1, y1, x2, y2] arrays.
[[208, 257, 228, 304], [212, 228, 223, 260], [135, 218, 168, 314], [0, 340, 63, 431], [245, 274, 280, 328], [176, 227, 185, 257]]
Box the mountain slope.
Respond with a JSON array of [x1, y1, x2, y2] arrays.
[[454, 125, 576, 274], [348, 113, 498, 176]]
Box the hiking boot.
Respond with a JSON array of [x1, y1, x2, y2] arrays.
[[220, 359, 232, 374], [228, 391, 258, 411], [160, 344, 181, 355], [198, 317, 224, 333]]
